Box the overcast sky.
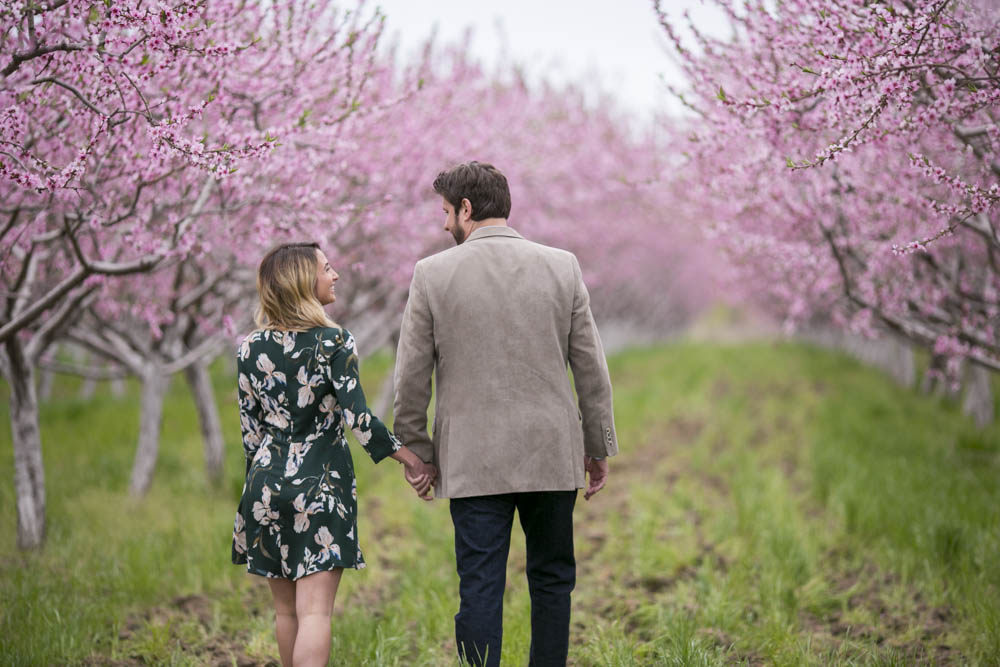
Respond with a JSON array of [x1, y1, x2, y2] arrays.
[[373, 0, 729, 122]]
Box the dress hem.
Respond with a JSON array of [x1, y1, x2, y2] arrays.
[[239, 560, 366, 581]]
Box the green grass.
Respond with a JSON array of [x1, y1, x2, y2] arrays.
[[1, 342, 998, 665]]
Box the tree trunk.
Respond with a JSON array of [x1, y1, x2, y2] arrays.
[[884, 336, 915, 388], [373, 360, 395, 419], [72, 347, 96, 400], [4, 339, 46, 549], [921, 354, 949, 396], [184, 362, 224, 485], [37, 366, 54, 402], [78, 375, 97, 400], [129, 370, 170, 497], [962, 364, 995, 428], [110, 375, 125, 398]]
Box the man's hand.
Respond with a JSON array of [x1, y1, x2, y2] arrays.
[[404, 460, 437, 501], [583, 456, 608, 500]]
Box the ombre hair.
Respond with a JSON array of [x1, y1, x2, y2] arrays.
[[255, 242, 337, 331]]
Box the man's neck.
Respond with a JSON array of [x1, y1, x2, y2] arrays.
[[468, 218, 508, 234]]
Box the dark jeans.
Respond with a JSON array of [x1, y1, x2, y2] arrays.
[[450, 490, 577, 667]]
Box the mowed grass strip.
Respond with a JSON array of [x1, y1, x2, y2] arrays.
[[1, 343, 998, 665]]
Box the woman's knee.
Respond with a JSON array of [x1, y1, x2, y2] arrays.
[[268, 577, 297, 616], [295, 569, 343, 617]]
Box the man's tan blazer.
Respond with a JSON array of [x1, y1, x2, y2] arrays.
[[393, 226, 618, 498]]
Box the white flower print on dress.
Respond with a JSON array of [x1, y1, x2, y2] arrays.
[[240, 414, 262, 450], [238, 333, 258, 361], [281, 331, 296, 355], [252, 486, 279, 525], [292, 493, 324, 533], [280, 544, 291, 577], [256, 353, 287, 390], [332, 374, 357, 393], [252, 445, 271, 467], [232, 513, 246, 554], [315, 527, 342, 564], [284, 440, 314, 477], [238, 373, 255, 403], [317, 395, 338, 431], [296, 366, 324, 408], [259, 392, 291, 430]]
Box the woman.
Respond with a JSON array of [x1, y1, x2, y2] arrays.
[[231, 242, 435, 667]]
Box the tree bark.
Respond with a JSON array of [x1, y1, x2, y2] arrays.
[[962, 364, 995, 428], [3, 339, 46, 549], [73, 347, 97, 399], [129, 370, 170, 497], [884, 336, 916, 388], [920, 354, 952, 397], [110, 375, 125, 398], [78, 374, 97, 400], [184, 362, 224, 485], [372, 360, 395, 419], [37, 366, 54, 402]]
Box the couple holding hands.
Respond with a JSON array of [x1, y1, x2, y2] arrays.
[[231, 162, 618, 667]]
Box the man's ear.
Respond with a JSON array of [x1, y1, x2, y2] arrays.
[[460, 198, 473, 221]]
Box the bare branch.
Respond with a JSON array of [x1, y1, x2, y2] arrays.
[[37, 359, 130, 380], [26, 286, 98, 362], [65, 326, 145, 375]]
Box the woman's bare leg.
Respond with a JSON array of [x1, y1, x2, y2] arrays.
[[267, 578, 298, 667], [292, 569, 343, 667]]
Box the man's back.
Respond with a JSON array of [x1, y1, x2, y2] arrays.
[[393, 225, 617, 498], [393, 160, 617, 667]]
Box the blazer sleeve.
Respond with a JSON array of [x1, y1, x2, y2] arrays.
[[567, 254, 619, 458], [392, 261, 436, 463]]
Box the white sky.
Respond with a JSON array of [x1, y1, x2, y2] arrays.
[[373, 0, 729, 123]]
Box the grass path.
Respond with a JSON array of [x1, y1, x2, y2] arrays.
[[1, 342, 998, 665]]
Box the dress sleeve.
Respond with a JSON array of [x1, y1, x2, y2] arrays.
[[236, 343, 265, 474], [327, 329, 402, 464]]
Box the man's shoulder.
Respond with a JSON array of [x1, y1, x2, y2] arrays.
[[414, 246, 459, 272], [525, 238, 576, 261]]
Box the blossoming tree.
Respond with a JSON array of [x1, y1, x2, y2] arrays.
[[0, 0, 387, 547], [655, 0, 999, 397]]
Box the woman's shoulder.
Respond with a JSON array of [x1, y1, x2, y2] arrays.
[[314, 326, 355, 351], [237, 329, 282, 360]]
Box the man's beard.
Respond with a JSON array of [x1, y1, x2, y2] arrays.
[[451, 225, 466, 245]]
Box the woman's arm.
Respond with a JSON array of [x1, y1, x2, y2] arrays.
[[326, 329, 402, 464], [236, 350, 265, 476]]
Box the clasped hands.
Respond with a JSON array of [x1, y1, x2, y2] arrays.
[[403, 458, 437, 501]]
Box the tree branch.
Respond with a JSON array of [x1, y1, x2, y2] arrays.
[[30, 77, 107, 116], [2, 42, 84, 78]]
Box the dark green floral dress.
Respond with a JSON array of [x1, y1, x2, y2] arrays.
[[231, 326, 400, 580]]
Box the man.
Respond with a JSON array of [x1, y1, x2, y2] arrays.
[[393, 161, 618, 667]]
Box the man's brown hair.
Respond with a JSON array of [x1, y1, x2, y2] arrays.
[[432, 161, 511, 221]]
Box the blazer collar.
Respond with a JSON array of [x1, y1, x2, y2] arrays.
[[465, 225, 523, 243]]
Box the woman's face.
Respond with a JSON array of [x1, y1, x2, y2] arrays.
[[314, 249, 339, 305]]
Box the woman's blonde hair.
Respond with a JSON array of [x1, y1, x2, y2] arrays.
[[255, 242, 337, 331]]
